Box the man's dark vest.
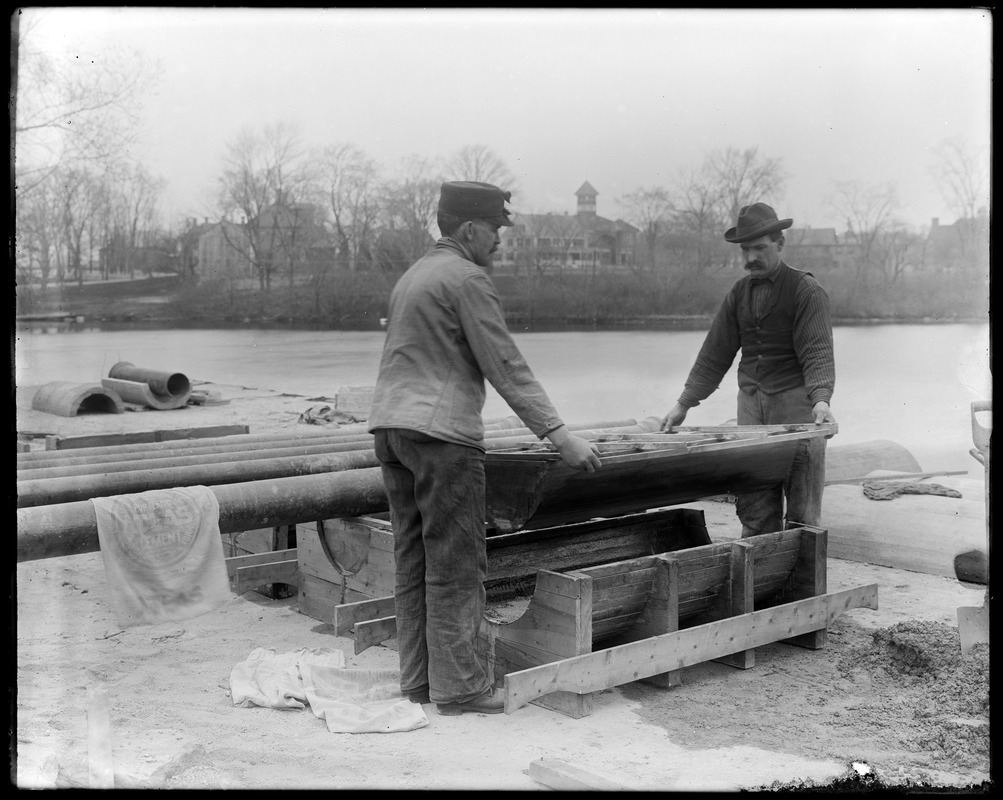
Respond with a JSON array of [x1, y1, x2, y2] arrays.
[[735, 262, 812, 395]]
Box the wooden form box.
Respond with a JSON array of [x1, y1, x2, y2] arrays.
[[297, 517, 396, 622], [333, 525, 879, 718], [299, 508, 711, 627]]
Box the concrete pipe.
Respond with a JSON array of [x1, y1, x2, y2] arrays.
[[16, 467, 389, 563], [30, 382, 125, 417], [107, 361, 191, 399], [16, 449, 384, 509]]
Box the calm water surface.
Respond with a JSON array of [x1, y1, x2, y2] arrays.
[[14, 323, 990, 475]]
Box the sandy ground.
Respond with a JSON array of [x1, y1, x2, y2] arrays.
[[14, 382, 992, 791]]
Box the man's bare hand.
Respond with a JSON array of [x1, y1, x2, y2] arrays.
[[546, 426, 602, 473], [659, 403, 689, 432], [812, 401, 836, 425]]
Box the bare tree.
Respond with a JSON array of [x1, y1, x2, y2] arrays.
[[15, 171, 65, 292], [930, 137, 989, 224], [826, 180, 899, 285], [443, 144, 517, 191], [109, 163, 166, 277], [706, 146, 787, 226], [929, 137, 990, 261], [875, 222, 923, 284], [217, 121, 311, 290], [58, 167, 104, 287], [13, 12, 160, 197], [668, 164, 731, 274], [619, 187, 674, 272], [380, 155, 442, 269], [316, 143, 381, 272]]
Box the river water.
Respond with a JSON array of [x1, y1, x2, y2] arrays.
[[14, 322, 991, 476]]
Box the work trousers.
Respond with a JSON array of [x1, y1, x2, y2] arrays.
[[373, 428, 493, 705], [735, 386, 826, 537]]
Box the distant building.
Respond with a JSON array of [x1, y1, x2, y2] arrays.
[[197, 220, 254, 281], [254, 198, 335, 277], [495, 182, 639, 273], [926, 210, 989, 273], [784, 226, 848, 271]]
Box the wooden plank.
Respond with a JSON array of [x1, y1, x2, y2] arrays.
[[157, 424, 250, 441], [528, 758, 626, 791], [713, 541, 755, 669], [481, 570, 594, 718], [782, 527, 827, 649], [502, 584, 879, 713], [234, 559, 298, 595], [49, 431, 156, 450], [224, 548, 297, 579], [45, 424, 250, 451], [298, 573, 354, 623], [353, 616, 397, 654], [635, 554, 682, 688], [332, 595, 396, 636]]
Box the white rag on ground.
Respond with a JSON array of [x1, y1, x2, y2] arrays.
[[91, 486, 231, 628], [229, 647, 428, 734]]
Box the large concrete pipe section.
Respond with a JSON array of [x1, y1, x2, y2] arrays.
[[107, 361, 192, 399], [15, 420, 655, 508], [19, 437, 389, 481], [17, 450, 383, 508], [16, 467, 388, 563]]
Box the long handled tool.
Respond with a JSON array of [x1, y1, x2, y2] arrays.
[[958, 400, 991, 656]]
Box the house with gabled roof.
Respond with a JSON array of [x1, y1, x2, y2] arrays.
[[926, 211, 989, 274], [783, 226, 848, 271], [495, 182, 639, 274], [197, 219, 254, 282]]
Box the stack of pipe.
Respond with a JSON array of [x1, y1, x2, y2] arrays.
[[17, 416, 662, 563]]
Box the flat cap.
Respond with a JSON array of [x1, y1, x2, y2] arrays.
[[438, 181, 513, 227]]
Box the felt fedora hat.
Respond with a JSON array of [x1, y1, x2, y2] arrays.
[[724, 202, 793, 243], [438, 181, 514, 227]]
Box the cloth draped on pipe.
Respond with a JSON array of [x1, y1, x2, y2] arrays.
[[91, 486, 231, 628], [862, 480, 963, 501], [229, 647, 428, 734]]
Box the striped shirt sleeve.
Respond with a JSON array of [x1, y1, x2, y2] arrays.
[[793, 275, 835, 406]]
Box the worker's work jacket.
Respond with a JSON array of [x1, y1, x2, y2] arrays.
[[368, 238, 563, 449]]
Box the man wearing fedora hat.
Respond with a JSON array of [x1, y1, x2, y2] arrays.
[[369, 180, 602, 716], [661, 202, 836, 537]]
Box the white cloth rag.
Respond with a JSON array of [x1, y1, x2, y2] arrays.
[[229, 647, 428, 734], [91, 486, 231, 628]]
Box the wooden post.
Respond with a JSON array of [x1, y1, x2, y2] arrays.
[[637, 554, 682, 688], [714, 540, 755, 668], [783, 526, 828, 649]]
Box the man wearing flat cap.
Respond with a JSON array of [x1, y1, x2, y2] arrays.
[[661, 202, 836, 537], [369, 180, 601, 716]]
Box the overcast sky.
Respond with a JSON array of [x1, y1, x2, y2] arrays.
[[18, 7, 992, 231]]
